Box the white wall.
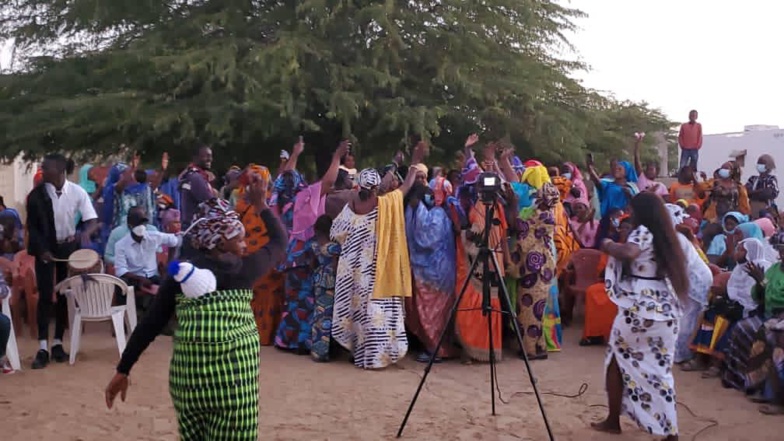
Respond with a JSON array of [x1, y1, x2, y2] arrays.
[[701, 126, 784, 207]]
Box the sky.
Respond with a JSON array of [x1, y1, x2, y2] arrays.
[[1, 1, 781, 135], [568, 0, 783, 134]]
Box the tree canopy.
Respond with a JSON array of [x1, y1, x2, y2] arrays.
[[0, 0, 674, 172]]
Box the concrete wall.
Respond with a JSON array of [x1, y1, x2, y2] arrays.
[[701, 125, 784, 206]]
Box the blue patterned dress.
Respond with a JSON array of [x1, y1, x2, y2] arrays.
[[310, 241, 341, 361]]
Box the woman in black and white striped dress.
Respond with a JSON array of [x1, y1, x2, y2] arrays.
[[330, 151, 423, 369]]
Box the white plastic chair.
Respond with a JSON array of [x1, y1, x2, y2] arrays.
[[57, 274, 133, 365], [1, 295, 21, 371]]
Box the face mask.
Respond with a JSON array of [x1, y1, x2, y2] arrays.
[[718, 169, 731, 179], [757, 164, 767, 173], [132, 225, 146, 237], [724, 227, 736, 235], [611, 218, 620, 229], [562, 172, 572, 180]]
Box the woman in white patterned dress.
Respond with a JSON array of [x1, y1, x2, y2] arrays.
[[330, 155, 422, 369], [592, 192, 689, 441]]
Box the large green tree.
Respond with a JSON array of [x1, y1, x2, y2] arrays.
[[0, 0, 673, 172]]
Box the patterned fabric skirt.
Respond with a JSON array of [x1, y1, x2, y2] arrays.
[[543, 282, 562, 352], [745, 324, 784, 397], [170, 290, 260, 441], [405, 280, 458, 358], [275, 265, 315, 350], [606, 309, 679, 437], [310, 283, 335, 362], [722, 315, 764, 391], [250, 270, 284, 346], [675, 297, 703, 364], [690, 310, 735, 359]]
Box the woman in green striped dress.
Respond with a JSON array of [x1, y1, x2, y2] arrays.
[[105, 173, 287, 441]]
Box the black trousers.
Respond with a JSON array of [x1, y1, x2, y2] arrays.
[[35, 241, 78, 342]]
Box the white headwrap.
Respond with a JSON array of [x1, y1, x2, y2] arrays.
[[727, 238, 776, 314], [665, 203, 689, 227], [358, 168, 381, 190]]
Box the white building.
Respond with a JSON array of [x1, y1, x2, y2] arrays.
[[701, 125, 784, 207]]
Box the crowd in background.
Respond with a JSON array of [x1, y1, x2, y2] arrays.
[[1, 112, 784, 438]]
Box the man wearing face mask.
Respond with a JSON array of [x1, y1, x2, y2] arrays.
[[114, 209, 181, 310]]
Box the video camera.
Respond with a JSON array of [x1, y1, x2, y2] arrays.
[[477, 172, 502, 204]]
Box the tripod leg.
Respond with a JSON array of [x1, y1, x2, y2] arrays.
[[489, 252, 556, 441], [396, 252, 483, 438]]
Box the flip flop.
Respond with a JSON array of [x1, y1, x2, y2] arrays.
[[680, 359, 708, 372], [701, 366, 722, 379]]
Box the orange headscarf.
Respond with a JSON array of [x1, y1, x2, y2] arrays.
[[235, 165, 272, 254]]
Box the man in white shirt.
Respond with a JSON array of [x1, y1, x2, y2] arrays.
[[114, 209, 180, 310], [104, 206, 160, 267], [26, 153, 99, 369]]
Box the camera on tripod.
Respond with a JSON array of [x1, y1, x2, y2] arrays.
[[477, 172, 502, 204]]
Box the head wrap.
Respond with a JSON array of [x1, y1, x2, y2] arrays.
[[665, 203, 689, 227], [619, 161, 638, 183], [525, 160, 542, 168], [358, 168, 381, 190], [563, 162, 583, 182], [741, 238, 778, 263], [429, 176, 453, 207], [161, 209, 181, 229], [512, 156, 525, 180], [412, 163, 428, 177], [108, 163, 128, 186], [272, 170, 306, 207], [189, 198, 245, 251], [723, 211, 749, 230], [79, 164, 96, 194], [755, 217, 776, 238], [536, 182, 560, 208], [239, 165, 271, 188], [461, 157, 481, 185], [522, 165, 551, 190]]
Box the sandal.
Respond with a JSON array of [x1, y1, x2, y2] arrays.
[[680, 359, 708, 372], [759, 404, 784, 415], [700, 366, 722, 379]]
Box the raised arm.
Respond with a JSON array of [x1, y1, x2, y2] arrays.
[[633, 135, 644, 175], [320, 140, 350, 196], [585, 157, 602, 188], [498, 147, 519, 183], [283, 137, 304, 173], [399, 138, 428, 195], [242, 173, 288, 274]]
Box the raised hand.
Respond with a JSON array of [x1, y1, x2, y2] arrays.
[[335, 139, 350, 160], [293, 136, 305, 156], [247, 173, 269, 210], [161, 152, 169, 170], [465, 133, 479, 148], [745, 261, 766, 285]]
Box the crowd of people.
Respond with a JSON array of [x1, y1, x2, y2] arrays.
[[0, 114, 783, 439]]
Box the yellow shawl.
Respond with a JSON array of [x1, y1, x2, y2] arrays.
[[372, 189, 413, 299]]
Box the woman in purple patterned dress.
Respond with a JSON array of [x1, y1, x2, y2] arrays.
[[513, 183, 559, 360]]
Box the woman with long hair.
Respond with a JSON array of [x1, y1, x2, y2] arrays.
[[592, 192, 689, 440], [105, 174, 288, 440]]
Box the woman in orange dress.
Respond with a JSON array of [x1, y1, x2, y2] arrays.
[[236, 165, 285, 345]]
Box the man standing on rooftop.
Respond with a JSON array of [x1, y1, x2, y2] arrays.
[[678, 109, 703, 170]]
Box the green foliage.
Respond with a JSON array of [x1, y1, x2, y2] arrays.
[[0, 0, 675, 172]]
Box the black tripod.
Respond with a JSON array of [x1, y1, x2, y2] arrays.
[[396, 201, 555, 441]]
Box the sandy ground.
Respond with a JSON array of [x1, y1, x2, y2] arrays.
[[2, 323, 783, 441]]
